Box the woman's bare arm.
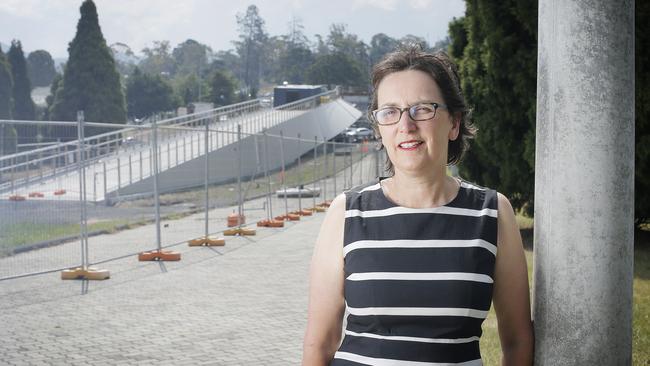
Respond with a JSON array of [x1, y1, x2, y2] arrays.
[[302, 193, 346, 365], [492, 193, 534, 365]]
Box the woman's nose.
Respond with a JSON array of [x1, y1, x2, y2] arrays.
[[397, 109, 417, 132]]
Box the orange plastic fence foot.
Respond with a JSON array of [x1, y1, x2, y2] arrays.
[[61, 267, 110, 280], [28, 192, 44, 198], [53, 189, 66, 196], [223, 227, 256, 236], [188, 237, 226, 247], [227, 213, 245, 227], [275, 213, 300, 221], [9, 195, 26, 201], [309, 206, 327, 213], [138, 250, 181, 261], [318, 201, 332, 207], [290, 209, 312, 216], [257, 219, 285, 228]]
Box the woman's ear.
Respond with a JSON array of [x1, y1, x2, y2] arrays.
[[448, 113, 461, 141]]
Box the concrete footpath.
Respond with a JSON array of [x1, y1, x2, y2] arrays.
[[0, 201, 328, 365]]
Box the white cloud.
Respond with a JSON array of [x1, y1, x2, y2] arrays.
[[0, 0, 57, 19], [351, 0, 398, 11], [408, 0, 432, 10]]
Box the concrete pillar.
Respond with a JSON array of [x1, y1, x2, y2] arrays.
[[534, 1, 634, 365]]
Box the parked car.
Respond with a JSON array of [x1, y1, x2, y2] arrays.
[[345, 127, 374, 142]]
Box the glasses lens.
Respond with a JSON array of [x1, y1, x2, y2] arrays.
[[409, 104, 436, 120], [375, 107, 400, 125]]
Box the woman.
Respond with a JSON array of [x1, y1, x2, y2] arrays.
[[303, 46, 533, 365]]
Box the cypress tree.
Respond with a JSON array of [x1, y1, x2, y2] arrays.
[[635, 1, 650, 226], [8, 40, 36, 145], [0, 46, 14, 155], [0, 46, 12, 120], [8, 40, 36, 121], [450, 0, 537, 213], [51, 0, 126, 134]]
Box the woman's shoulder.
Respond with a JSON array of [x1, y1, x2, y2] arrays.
[[343, 180, 387, 211], [453, 177, 497, 203]]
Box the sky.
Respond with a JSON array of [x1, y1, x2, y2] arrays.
[[0, 0, 465, 59]]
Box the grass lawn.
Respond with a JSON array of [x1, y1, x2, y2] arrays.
[[479, 220, 649, 365]]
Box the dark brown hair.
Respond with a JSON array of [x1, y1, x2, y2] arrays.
[[369, 45, 476, 174]]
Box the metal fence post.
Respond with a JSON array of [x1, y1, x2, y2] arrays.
[[297, 133, 302, 213], [332, 141, 337, 195], [103, 161, 107, 206], [236, 124, 243, 227], [313, 136, 318, 209]]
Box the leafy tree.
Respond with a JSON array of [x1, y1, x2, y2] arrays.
[[369, 33, 399, 66], [234, 5, 268, 93], [307, 52, 364, 89], [51, 0, 126, 134], [0, 46, 14, 155], [326, 23, 370, 83], [450, 0, 537, 212], [636, 1, 650, 226], [27, 50, 56, 87], [173, 73, 208, 105], [126, 67, 178, 119], [110, 42, 138, 77], [43, 73, 62, 121], [172, 39, 211, 77], [277, 45, 313, 84], [399, 34, 430, 50], [8, 40, 36, 121], [139, 41, 175, 77], [209, 70, 236, 107]]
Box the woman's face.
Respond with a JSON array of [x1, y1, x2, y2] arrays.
[[376, 69, 459, 177]]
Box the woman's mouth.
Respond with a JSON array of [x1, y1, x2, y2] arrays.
[[398, 140, 423, 150]]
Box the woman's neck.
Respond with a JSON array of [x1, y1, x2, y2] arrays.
[[382, 169, 459, 208]]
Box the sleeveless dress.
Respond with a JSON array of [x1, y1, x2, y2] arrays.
[[331, 178, 498, 366]]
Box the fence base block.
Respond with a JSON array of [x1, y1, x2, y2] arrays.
[[309, 206, 327, 213], [9, 195, 26, 201], [257, 219, 285, 228], [318, 201, 332, 208], [291, 209, 313, 216], [275, 214, 300, 221], [53, 189, 67, 196], [138, 250, 181, 261], [61, 267, 110, 280], [188, 237, 226, 247], [223, 227, 256, 236], [28, 192, 44, 198]]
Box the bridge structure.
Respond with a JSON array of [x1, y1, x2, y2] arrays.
[[0, 88, 362, 204]]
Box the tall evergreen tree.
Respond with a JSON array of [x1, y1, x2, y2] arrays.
[[449, 0, 537, 213], [0, 46, 15, 155], [0, 46, 12, 120], [8, 40, 36, 146], [635, 1, 650, 226], [27, 50, 56, 87], [8, 41, 36, 121], [51, 0, 126, 133]]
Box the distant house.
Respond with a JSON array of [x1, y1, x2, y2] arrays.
[[273, 84, 325, 107]]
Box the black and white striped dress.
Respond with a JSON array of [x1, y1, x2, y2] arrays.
[[332, 178, 498, 366]]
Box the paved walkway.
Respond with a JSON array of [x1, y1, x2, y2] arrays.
[[0, 191, 332, 365]]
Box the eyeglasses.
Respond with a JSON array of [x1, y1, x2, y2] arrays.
[[370, 102, 448, 126]]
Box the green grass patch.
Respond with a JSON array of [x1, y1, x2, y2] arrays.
[[0, 219, 131, 256]]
